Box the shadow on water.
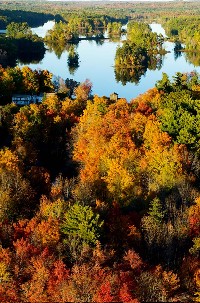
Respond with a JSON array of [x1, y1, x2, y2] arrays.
[[0, 38, 46, 67], [114, 56, 164, 85], [184, 51, 200, 67], [174, 42, 183, 60]]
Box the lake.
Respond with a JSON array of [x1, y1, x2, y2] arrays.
[[17, 21, 200, 101]]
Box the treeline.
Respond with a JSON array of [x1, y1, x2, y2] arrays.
[[44, 18, 123, 45], [1, 0, 200, 23], [0, 9, 54, 29], [44, 20, 103, 45], [163, 16, 200, 52], [0, 66, 53, 98], [0, 68, 199, 302], [1, 0, 200, 31]]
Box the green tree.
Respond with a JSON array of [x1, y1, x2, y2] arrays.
[[107, 22, 122, 36], [148, 198, 165, 223], [61, 203, 103, 259], [190, 237, 200, 256], [6, 22, 32, 39], [156, 73, 172, 93]]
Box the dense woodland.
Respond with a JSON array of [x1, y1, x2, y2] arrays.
[[0, 67, 199, 302], [0, 1, 200, 302]]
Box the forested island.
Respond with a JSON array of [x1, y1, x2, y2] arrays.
[[0, 1, 200, 302]]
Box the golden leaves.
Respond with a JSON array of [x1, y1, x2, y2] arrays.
[[0, 149, 20, 173]]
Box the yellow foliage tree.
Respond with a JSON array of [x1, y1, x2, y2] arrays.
[[142, 116, 185, 192]]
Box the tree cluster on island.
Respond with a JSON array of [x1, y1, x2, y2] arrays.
[[114, 22, 165, 85]]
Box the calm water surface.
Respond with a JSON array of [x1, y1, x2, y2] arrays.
[[18, 22, 200, 101], [32, 21, 56, 38]]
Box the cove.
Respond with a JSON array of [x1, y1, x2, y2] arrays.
[[17, 21, 200, 101]]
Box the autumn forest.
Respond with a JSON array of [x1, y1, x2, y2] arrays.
[[0, 1, 200, 302]]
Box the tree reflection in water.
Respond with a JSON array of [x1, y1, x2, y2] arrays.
[[115, 53, 163, 85], [0, 38, 46, 67]]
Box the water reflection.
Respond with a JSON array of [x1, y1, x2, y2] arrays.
[[16, 21, 200, 101], [185, 52, 200, 67], [67, 45, 79, 75], [0, 38, 45, 67], [16, 39, 46, 65], [45, 36, 106, 60], [45, 41, 66, 59], [32, 21, 56, 38], [174, 42, 183, 60], [115, 53, 163, 85], [115, 65, 147, 85]]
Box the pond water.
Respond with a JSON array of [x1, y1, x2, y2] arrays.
[[17, 21, 200, 101], [31, 20, 56, 38]]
